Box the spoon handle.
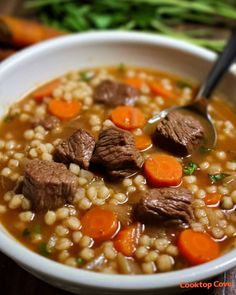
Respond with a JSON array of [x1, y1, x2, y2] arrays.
[[197, 29, 236, 99]]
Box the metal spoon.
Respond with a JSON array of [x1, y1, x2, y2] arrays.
[[148, 29, 236, 149]]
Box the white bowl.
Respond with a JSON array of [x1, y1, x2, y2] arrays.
[[0, 32, 236, 295]]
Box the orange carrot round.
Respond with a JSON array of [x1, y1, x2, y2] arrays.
[[149, 82, 178, 99], [111, 106, 145, 130], [33, 80, 60, 101], [178, 229, 220, 265], [134, 134, 152, 151], [48, 99, 81, 120], [204, 193, 222, 206], [124, 77, 145, 89], [81, 207, 119, 242], [144, 154, 182, 187], [114, 223, 141, 257]]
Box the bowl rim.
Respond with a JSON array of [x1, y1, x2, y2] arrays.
[[0, 31, 236, 290]]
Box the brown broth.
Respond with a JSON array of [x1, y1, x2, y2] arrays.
[[0, 66, 235, 274]]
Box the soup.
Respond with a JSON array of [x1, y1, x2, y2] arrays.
[[0, 65, 235, 274]]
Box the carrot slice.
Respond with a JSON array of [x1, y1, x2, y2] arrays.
[[33, 80, 60, 101], [114, 223, 142, 257], [144, 154, 182, 187], [81, 207, 119, 242], [134, 134, 152, 151], [111, 106, 145, 130], [124, 77, 145, 89], [48, 99, 81, 120], [149, 82, 178, 99], [204, 193, 222, 206], [178, 229, 220, 265]]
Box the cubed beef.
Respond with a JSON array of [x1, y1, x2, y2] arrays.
[[135, 187, 193, 224], [94, 80, 138, 107], [155, 111, 204, 156], [92, 127, 143, 178], [23, 159, 78, 212], [54, 128, 96, 169], [33, 115, 60, 130]]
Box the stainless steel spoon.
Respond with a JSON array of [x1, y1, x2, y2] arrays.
[[148, 29, 236, 149]]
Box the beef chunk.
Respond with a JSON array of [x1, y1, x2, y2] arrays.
[[33, 115, 60, 130], [135, 187, 193, 224], [94, 80, 138, 107], [92, 127, 143, 178], [155, 111, 204, 157], [54, 128, 96, 169], [23, 159, 78, 212]]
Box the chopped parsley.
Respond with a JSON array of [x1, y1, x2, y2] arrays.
[[208, 173, 230, 183], [3, 114, 15, 123], [80, 71, 94, 81], [22, 225, 42, 237], [32, 224, 42, 234], [38, 243, 50, 257], [176, 80, 192, 89], [183, 162, 198, 175], [75, 258, 85, 265], [22, 228, 31, 237], [117, 63, 126, 72]]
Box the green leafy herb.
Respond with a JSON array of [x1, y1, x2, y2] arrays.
[[117, 63, 126, 72], [176, 80, 192, 89], [184, 162, 198, 175], [32, 224, 42, 234], [3, 114, 15, 123], [23, 225, 42, 238], [199, 146, 212, 154], [90, 14, 113, 29], [22, 228, 31, 237], [38, 243, 50, 257], [26, 0, 236, 52], [75, 258, 85, 265], [80, 71, 93, 81], [208, 173, 230, 183]]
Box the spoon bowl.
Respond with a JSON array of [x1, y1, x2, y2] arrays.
[[148, 97, 217, 150]]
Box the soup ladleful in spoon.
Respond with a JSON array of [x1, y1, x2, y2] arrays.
[[148, 29, 236, 151]]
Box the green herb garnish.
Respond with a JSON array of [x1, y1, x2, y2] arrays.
[[32, 224, 42, 234], [184, 162, 198, 175], [75, 258, 85, 265], [80, 71, 93, 81], [199, 146, 212, 154], [3, 114, 15, 123], [22, 228, 31, 237], [176, 80, 192, 89], [208, 173, 230, 183], [117, 63, 126, 72], [38, 243, 50, 257]]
